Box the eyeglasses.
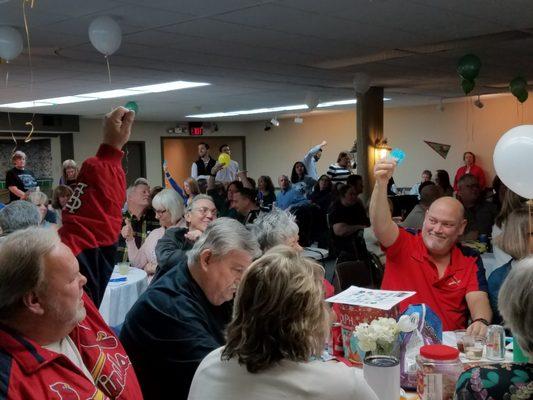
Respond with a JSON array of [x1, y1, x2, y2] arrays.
[[193, 207, 217, 216], [154, 209, 167, 215]]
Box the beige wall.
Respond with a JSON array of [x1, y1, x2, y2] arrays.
[[73, 93, 533, 188]]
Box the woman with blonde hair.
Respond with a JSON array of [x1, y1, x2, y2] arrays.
[[125, 188, 184, 281], [488, 206, 533, 324], [188, 246, 378, 400]]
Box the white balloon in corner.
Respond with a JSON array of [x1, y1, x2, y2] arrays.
[[88, 16, 122, 56], [493, 125, 533, 199], [0, 26, 23, 62]]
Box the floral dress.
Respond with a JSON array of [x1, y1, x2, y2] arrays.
[[454, 363, 533, 400]]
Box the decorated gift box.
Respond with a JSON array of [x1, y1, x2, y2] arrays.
[[326, 286, 415, 364]]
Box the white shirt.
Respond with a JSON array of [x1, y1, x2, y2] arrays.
[[215, 160, 239, 183], [189, 347, 378, 400], [43, 336, 94, 383]]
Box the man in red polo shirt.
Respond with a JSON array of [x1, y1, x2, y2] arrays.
[[369, 159, 492, 335]]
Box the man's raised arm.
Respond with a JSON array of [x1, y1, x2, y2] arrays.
[[369, 159, 399, 248]]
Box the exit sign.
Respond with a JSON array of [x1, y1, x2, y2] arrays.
[[190, 126, 204, 136]]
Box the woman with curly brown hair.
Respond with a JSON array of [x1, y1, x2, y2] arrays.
[[188, 246, 378, 400]]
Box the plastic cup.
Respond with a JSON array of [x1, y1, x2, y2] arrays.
[[118, 262, 129, 275], [463, 335, 486, 360]]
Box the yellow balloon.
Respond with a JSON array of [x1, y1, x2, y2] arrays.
[[218, 153, 231, 167]]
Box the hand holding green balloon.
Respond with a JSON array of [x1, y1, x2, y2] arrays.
[[124, 101, 138, 113], [218, 153, 231, 167]]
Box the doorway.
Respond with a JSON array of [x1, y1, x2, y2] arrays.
[[161, 136, 246, 188]]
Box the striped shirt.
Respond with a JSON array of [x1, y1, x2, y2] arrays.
[[326, 163, 351, 184]]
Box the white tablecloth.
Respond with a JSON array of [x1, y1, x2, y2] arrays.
[[481, 253, 498, 279], [99, 266, 148, 327]]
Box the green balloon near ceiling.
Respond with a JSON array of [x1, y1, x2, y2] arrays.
[[461, 78, 475, 95], [124, 101, 139, 113], [509, 77, 528, 102], [457, 54, 482, 81]]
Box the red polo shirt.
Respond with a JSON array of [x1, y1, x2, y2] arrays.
[[381, 228, 488, 331]]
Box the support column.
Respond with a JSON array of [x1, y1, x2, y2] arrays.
[[356, 87, 384, 202]]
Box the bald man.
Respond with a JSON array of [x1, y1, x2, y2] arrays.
[[370, 160, 492, 336]]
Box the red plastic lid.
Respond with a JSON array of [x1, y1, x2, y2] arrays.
[[420, 344, 459, 360]]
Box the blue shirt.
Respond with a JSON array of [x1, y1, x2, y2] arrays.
[[276, 186, 309, 210], [302, 144, 322, 180], [487, 259, 512, 325]]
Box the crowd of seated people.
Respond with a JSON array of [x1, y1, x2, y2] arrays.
[[3, 117, 530, 400]]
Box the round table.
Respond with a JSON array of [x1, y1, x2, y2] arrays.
[[99, 266, 148, 327]]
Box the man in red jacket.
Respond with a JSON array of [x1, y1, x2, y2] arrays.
[[0, 107, 143, 399]]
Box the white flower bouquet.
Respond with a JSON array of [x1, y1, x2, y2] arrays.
[[353, 315, 418, 356]]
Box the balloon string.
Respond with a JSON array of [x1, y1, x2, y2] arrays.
[[527, 199, 533, 254], [5, 69, 8, 88], [105, 55, 112, 84], [24, 121, 34, 143], [22, 0, 34, 96], [7, 112, 17, 153]]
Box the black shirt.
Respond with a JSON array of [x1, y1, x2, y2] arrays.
[[120, 260, 233, 400], [5, 167, 38, 202], [154, 227, 194, 283], [328, 199, 370, 254]]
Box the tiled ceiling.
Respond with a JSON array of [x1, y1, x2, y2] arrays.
[[0, 0, 532, 120]]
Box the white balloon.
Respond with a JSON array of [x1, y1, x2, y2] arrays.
[[0, 26, 23, 62], [353, 72, 370, 94], [493, 125, 533, 199], [88, 16, 122, 56]]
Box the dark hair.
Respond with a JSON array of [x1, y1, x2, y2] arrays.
[[246, 177, 256, 189], [436, 169, 452, 191], [337, 151, 349, 162], [51, 185, 73, 209], [457, 173, 479, 188], [150, 185, 164, 200], [418, 180, 435, 195], [313, 174, 332, 193], [290, 161, 308, 184], [337, 184, 353, 198], [228, 180, 243, 192], [346, 174, 363, 188], [219, 144, 229, 153], [259, 175, 275, 194], [236, 187, 257, 203], [463, 151, 476, 163], [422, 170, 432, 178], [199, 142, 209, 150]]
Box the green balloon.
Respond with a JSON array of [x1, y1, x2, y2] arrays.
[[517, 90, 528, 103], [461, 78, 475, 95], [124, 101, 138, 113], [509, 77, 528, 97], [457, 54, 481, 81]]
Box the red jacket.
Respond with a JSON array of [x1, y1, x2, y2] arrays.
[[0, 293, 143, 399], [0, 144, 143, 399], [453, 164, 486, 191]]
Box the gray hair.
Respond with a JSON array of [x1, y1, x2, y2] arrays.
[[498, 257, 533, 357], [126, 178, 150, 198], [62, 159, 77, 169], [186, 194, 215, 213], [0, 227, 59, 319], [27, 191, 48, 206], [251, 208, 299, 252], [187, 217, 260, 266], [152, 188, 184, 225], [0, 201, 41, 235]]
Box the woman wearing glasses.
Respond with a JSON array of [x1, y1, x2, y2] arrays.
[[153, 194, 218, 283], [126, 188, 184, 282]]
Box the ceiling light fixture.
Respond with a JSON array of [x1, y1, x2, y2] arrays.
[[294, 116, 303, 124], [270, 117, 280, 127], [187, 98, 390, 118], [0, 80, 210, 109]]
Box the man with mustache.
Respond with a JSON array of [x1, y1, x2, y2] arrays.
[[370, 159, 492, 336]]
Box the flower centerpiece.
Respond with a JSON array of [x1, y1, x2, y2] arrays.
[[353, 315, 418, 357]]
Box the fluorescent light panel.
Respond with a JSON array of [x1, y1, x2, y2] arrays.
[[0, 80, 210, 108], [187, 98, 391, 118]]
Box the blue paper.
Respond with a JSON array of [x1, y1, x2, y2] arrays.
[[110, 277, 127, 283], [390, 148, 406, 165]]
